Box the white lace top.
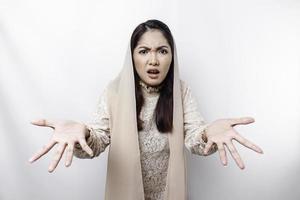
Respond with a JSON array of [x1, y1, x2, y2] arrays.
[[74, 80, 217, 200]]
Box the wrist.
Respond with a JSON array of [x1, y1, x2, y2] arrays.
[[84, 124, 91, 140], [202, 128, 208, 143]]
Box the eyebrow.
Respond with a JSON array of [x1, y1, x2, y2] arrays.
[[138, 45, 169, 50]]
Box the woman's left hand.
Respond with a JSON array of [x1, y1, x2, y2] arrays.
[[203, 117, 263, 170]]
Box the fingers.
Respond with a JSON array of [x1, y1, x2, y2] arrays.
[[225, 142, 245, 170], [233, 132, 264, 154], [28, 140, 57, 163], [48, 143, 67, 173], [229, 117, 255, 126], [78, 139, 94, 157], [65, 143, 74, 167], [30, 119, 55, 129], [216, 143, 227, 166]]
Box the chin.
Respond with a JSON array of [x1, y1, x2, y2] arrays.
[[144, 78, 162, 86]]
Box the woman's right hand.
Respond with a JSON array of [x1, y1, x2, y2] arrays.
[[28, 119, 94, 173]]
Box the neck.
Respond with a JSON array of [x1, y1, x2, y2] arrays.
[[138, 79, 162, 93]]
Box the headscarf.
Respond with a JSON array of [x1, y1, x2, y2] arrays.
[[104, 40, 187, 200]]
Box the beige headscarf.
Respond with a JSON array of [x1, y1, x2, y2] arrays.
[[104, 40, 186, 200]]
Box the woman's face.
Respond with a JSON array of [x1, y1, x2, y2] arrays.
[[133, 29, 172, 87]]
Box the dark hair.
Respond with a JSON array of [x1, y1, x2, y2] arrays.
[[130, 19, 174, 133]]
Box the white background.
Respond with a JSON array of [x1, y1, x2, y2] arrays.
[[0, 0, 299, 199]]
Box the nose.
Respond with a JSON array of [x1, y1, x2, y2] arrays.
[[149, 52, 159, 66]]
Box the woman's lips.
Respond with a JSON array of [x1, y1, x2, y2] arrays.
[[147, 69, 160, 74], [148, 73, 159, 79], [147, 69, 160, 79]]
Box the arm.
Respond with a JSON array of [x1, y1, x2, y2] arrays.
[[73, 86, 111, 159], [182, 80, 218, 156], [182, 80, 263, 169]]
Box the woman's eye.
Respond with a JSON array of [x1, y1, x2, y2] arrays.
[[160, 49, 168, 54], [139, 50, 148, 54]]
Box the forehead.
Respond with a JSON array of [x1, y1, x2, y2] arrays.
[[136, 30, 169, 48]]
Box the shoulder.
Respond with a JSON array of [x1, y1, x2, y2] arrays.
[[95, 82, 112, 107], [180, 79, 188, 89], [102, 79, 117, 100], [180, 79, 190, 99]]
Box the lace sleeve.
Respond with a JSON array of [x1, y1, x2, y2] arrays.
[[73, 86, 111, 159], [181, 80, 218, 156]]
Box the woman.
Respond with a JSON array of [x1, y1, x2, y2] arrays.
[[28, 19, 263, 200]]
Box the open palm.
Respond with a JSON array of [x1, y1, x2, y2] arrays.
[[28, 119, 93, 173], [203, 117, 264, 170]]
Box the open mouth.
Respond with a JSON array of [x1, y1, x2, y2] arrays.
[[147, 69, 160, 74], [147, 69, 160, 79]]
